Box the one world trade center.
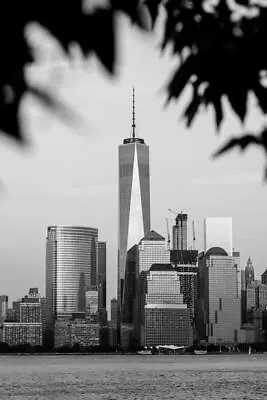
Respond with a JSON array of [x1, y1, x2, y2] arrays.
[[118, 89, 151, 335]]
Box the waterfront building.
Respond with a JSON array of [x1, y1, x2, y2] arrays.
[[45, 225, 98, 346], [204, 217, 232, 256], [0, 323, 42, 347], [118, 89, 151, 340], [197, 247, 242, 344], [245, 257, 255, 287], [143, 265, 192, 347], [0, 295, 8, 323], [0, 288, 43, 347], [54, 318, 99, 348], [172, 213, 188, 250]]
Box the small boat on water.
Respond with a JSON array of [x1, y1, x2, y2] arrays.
[[137, 349, 152, 355], [194, 349, 207, 355]]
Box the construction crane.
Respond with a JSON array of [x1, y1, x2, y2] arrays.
[[192, 220, 196, 250], [165, 218, 170, 246], [168, 208, 183, 215]]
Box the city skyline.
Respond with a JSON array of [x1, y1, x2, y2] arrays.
[[0, 16, 266, 311]]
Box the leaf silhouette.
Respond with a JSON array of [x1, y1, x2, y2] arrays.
[[213, 134, 262, 158]]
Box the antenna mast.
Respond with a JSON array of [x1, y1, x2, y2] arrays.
[[132, 87, 136, 138]]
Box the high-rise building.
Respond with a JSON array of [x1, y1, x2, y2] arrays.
[[204, 217, 232, 256], [46, 225, 98, 345], [118, 89, 151, 338], [142, 265, 192, 347], [97, 241, 107, 311], [172, 213, 188, 250], [0, 295, 8, 323], [171, 250, 198, 335], [245, 257, 255, 287], [197, 247, 242, 344], [262, 269, 267, 285]]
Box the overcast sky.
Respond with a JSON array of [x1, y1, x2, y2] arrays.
[[0, 14, 266, 312]]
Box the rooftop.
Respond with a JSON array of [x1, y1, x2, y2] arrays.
[[141, 230, 165, 242]]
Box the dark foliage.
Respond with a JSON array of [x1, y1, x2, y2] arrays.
[[2, 0, 267, 175], [145, 0, 267, 177], [0, 1, 148, 143]]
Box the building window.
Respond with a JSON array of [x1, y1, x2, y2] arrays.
[[215, 310, 218, 324], [219, 298, 222, 311]]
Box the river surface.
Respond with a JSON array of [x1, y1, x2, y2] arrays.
[[0, 354, 266, 399]]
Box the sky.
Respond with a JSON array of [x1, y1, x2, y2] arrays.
[[0, 14, 267, 313]]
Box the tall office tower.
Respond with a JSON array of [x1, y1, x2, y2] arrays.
[[0, 295, 8, 323], [97, 241, 107, 311], [204, 217, 232, 256], [46, 225, 98, 345], [197, 247, 242, 344], [118, 89, 151, 335], [245, 257, 255, 287], [142, 264, 192, 347], [171, 250, 198, 335], [172, 213, 188, 250], [262, 269, 267, 285]]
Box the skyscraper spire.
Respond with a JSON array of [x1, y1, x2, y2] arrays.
[[132, 87, 136, 139]]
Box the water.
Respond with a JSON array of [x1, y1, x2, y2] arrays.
[[0, 354, 266, 399]]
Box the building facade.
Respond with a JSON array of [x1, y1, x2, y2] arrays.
[[262, 268, 267, 285], [197, 247, 242, 344], [245, 257, 255, 287], [0, 295, 8, 323], [97, 241, 107, 311], [46, 225, 98, 346], [118, 90, 151, 341], [142, 265, 192, 347]]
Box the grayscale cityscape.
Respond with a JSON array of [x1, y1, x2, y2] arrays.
[[1, 89, 267, 355]]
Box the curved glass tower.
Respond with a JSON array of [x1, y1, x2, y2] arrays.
[[118, 89, 151, 337], [46, 225, 98, 344]]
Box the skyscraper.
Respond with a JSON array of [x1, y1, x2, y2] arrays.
[[144, 265, 192, 347], [118, 89, 151, 334], [197, 247, 242, 344], [46, 225, 98, 345], [97, 241, 107, 311], [245, 257, 255, 287], [204, 217, 233, 256], [172, 213, 188, 250]]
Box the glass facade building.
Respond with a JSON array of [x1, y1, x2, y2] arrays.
[[118, 132, 151, 337], [197, 247, 242, 344], [204, 218, 233, 256], [46, 225, 98, 345]]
